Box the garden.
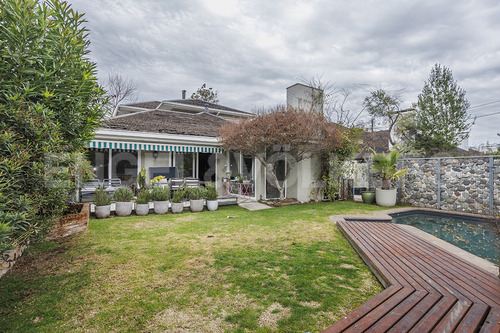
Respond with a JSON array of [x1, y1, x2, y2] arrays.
[[0, 202, 387, 332]]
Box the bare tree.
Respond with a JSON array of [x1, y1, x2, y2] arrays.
[[105, 73, 138, 117], [219, 106, 344, 200]]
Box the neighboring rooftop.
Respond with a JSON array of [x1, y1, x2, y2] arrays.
[[103, 110, 227, 137], [117, 98, 252, 119]]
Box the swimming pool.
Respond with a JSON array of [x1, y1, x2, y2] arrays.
[[391, 212, 499, 264]]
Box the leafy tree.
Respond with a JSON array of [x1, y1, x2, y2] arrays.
[[363, 89, 403, 146], [0, 0, 106, 252], [414, 64, 471, 156], [219, 106, 343, 200], [190, 83, 219, 104]]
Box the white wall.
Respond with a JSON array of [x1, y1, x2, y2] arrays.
[[286, 83, 324, 114]]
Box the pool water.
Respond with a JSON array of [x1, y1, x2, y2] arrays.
[[391, 213, 499, 264]]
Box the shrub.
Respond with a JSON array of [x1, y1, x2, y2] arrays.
[[113, 187, 134, 202], [187, 186, 208, 200], [205, 182, 218, 201], [151, 186, 170, 201], [171, 187, 186, 203], [93, 187, 111, 206], [135, 189, 151, 204]]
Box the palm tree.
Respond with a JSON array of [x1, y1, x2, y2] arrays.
[[370, 150, 408, 190]]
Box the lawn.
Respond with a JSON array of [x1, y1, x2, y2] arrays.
[[0, 201, 387, 332]]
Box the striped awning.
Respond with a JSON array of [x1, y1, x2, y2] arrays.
[[86, 140, 223, 154]]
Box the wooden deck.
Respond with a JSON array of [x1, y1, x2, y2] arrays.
[[324, 221, 500, 333]]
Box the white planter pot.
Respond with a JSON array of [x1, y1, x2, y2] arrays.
[[171, 202, 184, 214], [375, 188, 397, 207], [190, 199, 204, 212], [95, 205, 110, 219], [115, 201, 133, 216], [135, 203, 150, 216], [154, 201, 169, 214], [206, 200, 218, 211]]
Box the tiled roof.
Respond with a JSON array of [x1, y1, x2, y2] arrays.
[[362, 130, 390, 153], [103, 110, 227, 137], [125, 101, 162, 109]]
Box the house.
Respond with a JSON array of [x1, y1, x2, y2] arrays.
[[85, 85, 329, 202]]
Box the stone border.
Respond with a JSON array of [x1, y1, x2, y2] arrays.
[[330, 207, 499, 276]]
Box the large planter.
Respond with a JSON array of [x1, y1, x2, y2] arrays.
[[375, 188, 397, 207], [135, 203, 150, 216], [206, 200, 218, 211], [154, 200, 169, 214], [171, 202, 184, 214], [95, 205, 111, 219], [115, 201, 133, 216], [190, 199, 204, 213], [361, 191, 376, 204]]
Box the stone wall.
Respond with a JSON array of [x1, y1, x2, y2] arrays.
[[398, 156, 499, 215]]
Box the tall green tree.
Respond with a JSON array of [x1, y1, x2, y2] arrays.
[[363, 89, 403, 146], [0, 0, 106, 252], [190, 83, 219, 104], [414, 64, 471, 156]]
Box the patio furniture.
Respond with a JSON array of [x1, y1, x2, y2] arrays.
[[80, 179, 101, 202], [102, 178, 121, 195], [170, 178, 184, 191], [184, 177, 200, 188]]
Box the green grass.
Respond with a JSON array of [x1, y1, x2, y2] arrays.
[[0, 201, 387, 332]]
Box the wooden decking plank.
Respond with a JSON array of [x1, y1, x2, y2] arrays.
[[392, 223, 500, 293], [387, 292, 442, 333], [344, 222, 431, 291], [431, 299, 472, 333], [337, 222, 398, 287], [455, 302, 490, 333], [362, 222, 453, 295], [368, 222, 500, 306], [328, 221, 500, 333], [479, 307, 500, 333], [368, 289, 428, 332], [409, 296, 457, 333], [343, 287, 415, 332], [322, 284, 403, 332], [393, 225, 500, 301]]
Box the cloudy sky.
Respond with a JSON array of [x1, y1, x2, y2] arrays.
[[71, 0, 500, 147]]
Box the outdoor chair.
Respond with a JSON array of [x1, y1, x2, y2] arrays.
[[184, 177, 200, 188], [80, 179, 101, 202], [102, 178, 121, 195], [170, 178, 185, 191]]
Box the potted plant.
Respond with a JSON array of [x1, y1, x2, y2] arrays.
[[171, 186, 186, 214], [151, 186, 170, 214], [370, 149, 408, 207], [187, 186, 208, 213], [93, 186, 112, 219], [135, 189, 151, 216], [113, 187, 134, 216], [361, 189, 376, 204], [205, 182, 219, 211], [137, 167, 147, 190]]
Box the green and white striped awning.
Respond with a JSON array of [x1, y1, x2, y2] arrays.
[[86, 140, 223, 154]]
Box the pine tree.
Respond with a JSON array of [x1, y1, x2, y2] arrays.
[[414, 64, 471, 156]]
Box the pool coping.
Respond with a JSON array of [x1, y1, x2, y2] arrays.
[[329, 207, 499, 276]]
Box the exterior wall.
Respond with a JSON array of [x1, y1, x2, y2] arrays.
[[296, 156, 321, 203], [141, 151, 172, 182], [216, 153, 227, 195], [286, 84, 323, 113], [398, 156, 499, 215], [254, 159, 266, 200]]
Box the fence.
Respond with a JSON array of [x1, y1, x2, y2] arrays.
[[396, 156, 500, 215]]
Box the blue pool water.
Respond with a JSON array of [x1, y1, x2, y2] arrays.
[[391, 212, 499, 264]]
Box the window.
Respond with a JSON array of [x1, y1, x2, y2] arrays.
[[175, 152, 194, 178]]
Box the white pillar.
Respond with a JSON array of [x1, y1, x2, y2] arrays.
[[108, 149, 113, 179]]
